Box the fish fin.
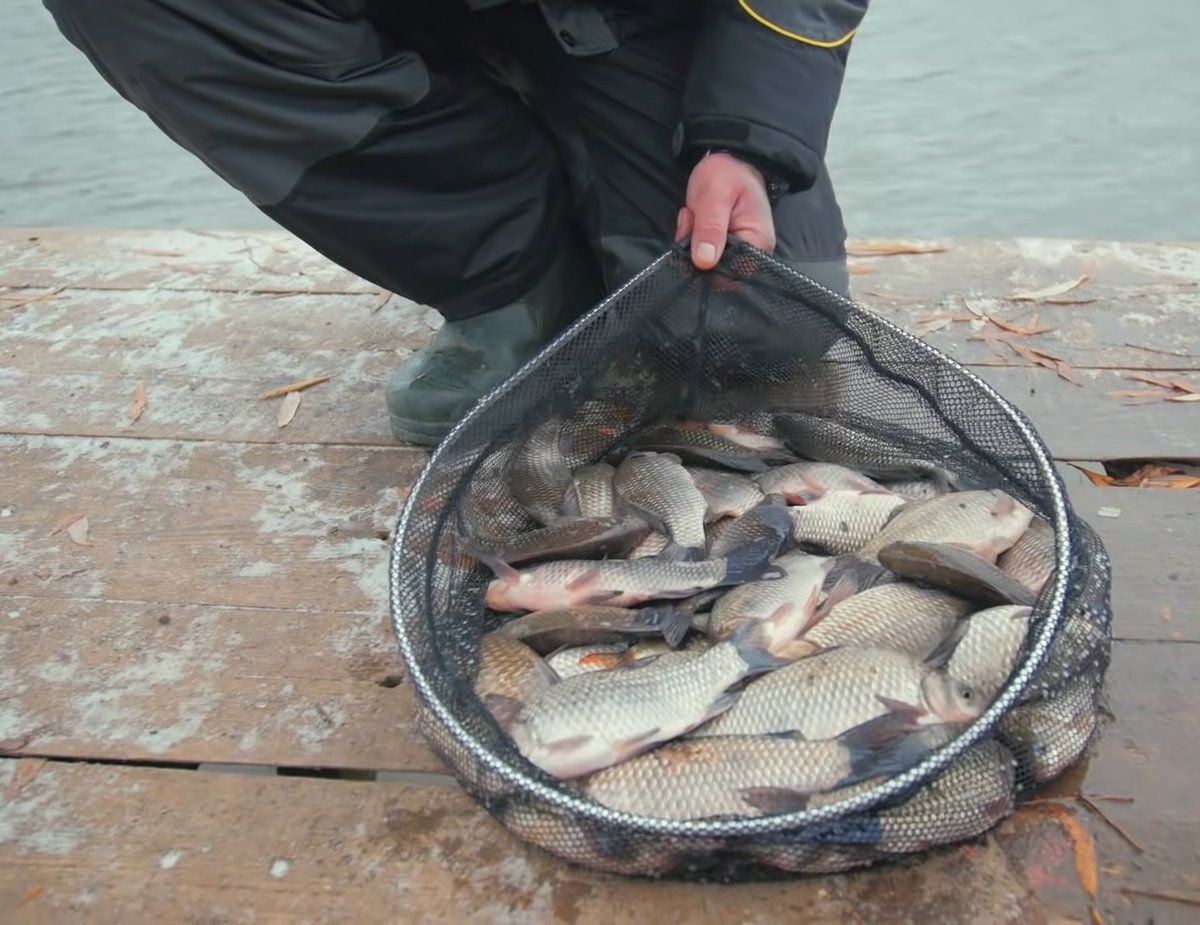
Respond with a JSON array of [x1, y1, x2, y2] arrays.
[[463, 541, 522, 583], [700, 690, 740, 723], [923, 621, 969, 670], [773, 638, 821, 661], [873, 696, 928, 725], [660, 542, 706, 563], [564, 568, 602, 592], [740, 787, 810, 815], [760, 492, 789, 507], [481, 693, 526, 732], [719, 535, 782, 586], [837, 713, 932, 784], [646, 605, 692, 649], [578, 651, 628, 671], [728, 618, 792, 675]]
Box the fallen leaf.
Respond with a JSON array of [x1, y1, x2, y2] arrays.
[[1010, 274, 1090, 302], [847, 263, 874, 275], [66, 516, 93, 547], [918, 317, 954, 335], [130, 382, 148, 423], [22, 885, 43, 903], [1123, 342, 1193, 358], [1168, 379, 1200, 394], [132, 248, 184, 258], [257, 375, 331, 400], [962, 297, 989, 318], [1042, 298, 1096, 306], [49, 512, 86, 536], [1069, 464, 1116, 487], [846, 241, 947, 257], [1125, 372, 1179, 390], [984, 313, 1055, 336], [1120, 887, 1200, 908], [1167, 393, 1200, 403], [277, 391, 301, 428], [1055, 360, 1085, 387], [1047, 804, 1099, 901], [371, 290, 392, 312], [1105, 389, 1167, 399]]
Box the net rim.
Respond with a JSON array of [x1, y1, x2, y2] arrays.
[[389, 241, 1076, 838]]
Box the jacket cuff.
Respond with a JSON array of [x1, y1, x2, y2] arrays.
[[672, 117, 823, 195]]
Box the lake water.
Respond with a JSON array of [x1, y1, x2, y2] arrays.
[[3, 1, 1197, 241]]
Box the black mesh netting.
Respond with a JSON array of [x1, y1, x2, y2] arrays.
[[389, 241, 1113, 878]]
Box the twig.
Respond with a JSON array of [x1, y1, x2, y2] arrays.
[[1083, 794, 1135, 804], [1078, 795, 1144, 853], [257, 375, 331, 400], [1122, 342, 1193, 358], [1121, 888, 1200, 908]]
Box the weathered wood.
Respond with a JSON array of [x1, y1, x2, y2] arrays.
[[0, 643, 1193, 924], [0, 228, 378, 294], [0, 435, 424, 613], [0, 288, 438, 446], [0, 599, 439, 773]]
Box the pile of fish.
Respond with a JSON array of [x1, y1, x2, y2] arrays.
[[467, 414, 1061, 824]]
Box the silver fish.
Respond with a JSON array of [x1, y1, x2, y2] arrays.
[[796, 583, 973, 660], [998, 517, 1056, 596], [628, 531, 671, 559], [581, 712, 934, 821], [788, 490, 908, 555], [944, 605, 1032, 703], [614, 452, 709, 560], [471, 516, 650, 567], [756, 462, 887, 503], [546, 643, 632, 679], [706, 500, 794, 561], [496, 604, 691, 653], [881, 477, 953, 501], [509, 619, 785, 778], [505, 416, 574, 526], [686, 467, 765, 522], [694, 646, 983, 740], [570, 463, 617, 519], [707, 551, 830, 651], [877, 540, 1037, 606], [997, 673, 1097, 785], [475, 633, 558, 731], [628, 423, 796, 472], [679, 415, 786, 452], [858, 489, 1034, 562]]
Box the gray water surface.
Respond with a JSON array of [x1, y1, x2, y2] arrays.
[[3, 1, 1197, 240]]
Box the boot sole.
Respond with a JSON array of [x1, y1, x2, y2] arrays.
[[388, 410, 456, 448]]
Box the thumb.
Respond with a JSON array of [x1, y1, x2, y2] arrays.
[[691, 203, 730, 271]]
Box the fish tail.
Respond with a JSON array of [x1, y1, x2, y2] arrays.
[[838, 712, 934, 785], [728, 618, 792, 675], [718, 535, 784, 586], [641, 605, 693, 649]]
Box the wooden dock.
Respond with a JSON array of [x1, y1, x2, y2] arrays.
[[1, 229, 1197, 923]]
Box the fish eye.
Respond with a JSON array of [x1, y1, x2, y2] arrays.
[[960, 686, 974, 701]]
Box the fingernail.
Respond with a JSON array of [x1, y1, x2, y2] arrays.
[[696, 243, 717, 265]]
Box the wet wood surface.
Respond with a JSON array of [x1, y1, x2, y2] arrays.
[[2, 229, 1199, 922]]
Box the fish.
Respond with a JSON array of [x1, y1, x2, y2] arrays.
[[943, 605, 1032, 703], [877, 540, 1037, 606], [614, 452, 709, 560], [998, 517, 1056, 596], [678, 414, 786, 452], [706, 499, 794, 561], [686, 467, 765, 522], [474, 633, 558, 731], [482, 550, 780, 612], [772, 411, 961, 485], [569, 463, 617, 519], [880, 477, 954, 501], [997, 673, 1098, 786], [693, 646, 983, 740], [756, 462, 888, 503], [752, 740, 1017, 852], [508, 618, 787, 778], [470, 516, 650, 567], [628, 531, 671, 559], [795, 584, 974, 660], [707, 551, 831, 651], [504, 416, 574, 526], [788, 490, 908, 555], [547, 643, 632, 679], [625, 423, 797, 473], [581, 712, 935, 820], [858, 489, 1034, 562], [495, 604, 692, 653]]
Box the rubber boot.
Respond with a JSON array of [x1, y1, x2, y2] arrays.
[[387, 240, 603, 446]]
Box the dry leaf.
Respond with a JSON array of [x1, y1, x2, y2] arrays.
[[1010, 274, 1090, 302], [49, 512, 85, 536], [1055, 360, 1085, 387], [1069, 464, 1116, 487], [1168, 379, 1200, 394], [22, 884, 44, 903], [371, 290, 392, 312], [130, 382, 147, 423], [1125, 372, 1179, 390], [1047, 805, 1099, 900], [918, 317, 954, 335], [962, 297, 989, 318], [847, 263, 874, 275], [1105, 389, 1166, 399], [1167, 393, 1200, 403], [132, 248, 184, 258], [1042, 298, 1096, 306], [846, 241, 947, 257], [1123, 342, 1192, 358], [277, 391, 301, 428], [66, 516, 93, 547], [258, 375, 331, 400]]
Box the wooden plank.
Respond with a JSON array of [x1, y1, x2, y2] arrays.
[[0, 641, 1193, 924], [1063, 480, 1199, 642], [0, 599, 439, 773], [973, 365, 1200, 460], [0, 287, 439, 446], [0, 435, 425, 612], [0, 228, 378, 294], [849, 237, 1200, 370]]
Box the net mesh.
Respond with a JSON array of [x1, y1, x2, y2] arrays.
[[389, 241, 1112, 877]]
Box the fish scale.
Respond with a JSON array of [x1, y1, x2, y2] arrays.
[[858, 489, 1034, 562], [693, 646, 982, 740], [505, 416, 573, 526], [570, 463, 617, 519], [799, 584, 973, 660], [788, 490, 907, 555], [475, 634, 558, 731], [945, 605, 1031, 702], [998, 517, 1055, 595], [707, 551, 829, 648], [686, 467, 764, 522], [756, 462, 887, 502]]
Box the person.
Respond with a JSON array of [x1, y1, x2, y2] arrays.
[[44, 1, 868, 445]]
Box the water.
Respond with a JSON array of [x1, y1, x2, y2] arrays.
[[3, 1, 1198, 241]]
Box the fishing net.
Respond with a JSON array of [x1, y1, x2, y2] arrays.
[[389, 241, 1112, 877]]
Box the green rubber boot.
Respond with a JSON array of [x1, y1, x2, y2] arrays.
[[387, 242, 602, 446]]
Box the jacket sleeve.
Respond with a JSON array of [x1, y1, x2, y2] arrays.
[[675, 0, 869, 193]]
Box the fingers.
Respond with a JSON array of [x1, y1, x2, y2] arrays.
[[675, 207, 694, 243], [683, 152, 776, 269]]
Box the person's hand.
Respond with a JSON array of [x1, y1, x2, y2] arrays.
[[675, 151, 776, 270]]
